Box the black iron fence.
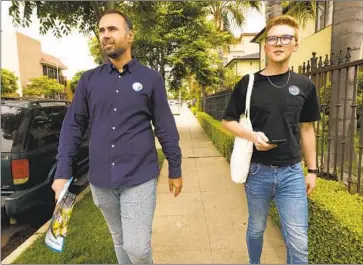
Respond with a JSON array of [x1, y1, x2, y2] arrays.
[[203, 90, 232, 121], [203, 48, 363, 194], [300, 48, 362, 194]]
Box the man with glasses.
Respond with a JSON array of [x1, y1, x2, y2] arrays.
[[222, 15, 320, 264]]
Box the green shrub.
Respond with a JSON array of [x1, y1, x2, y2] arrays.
[[196, 112, 234, 161], [1, 68, 19, 95], [157, 148, 165, 170], [270, 178, 363, 264], [197, 111, 363, 264], [190, 107, 197, 115]]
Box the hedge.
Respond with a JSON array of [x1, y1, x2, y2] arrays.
[[196, 111, 363, 264], [196, 112, 234, 161], [157, 148, 165, 170]]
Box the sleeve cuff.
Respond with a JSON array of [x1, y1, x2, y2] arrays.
[[54, 165, 73, 180], [168, 166, 181, 179]]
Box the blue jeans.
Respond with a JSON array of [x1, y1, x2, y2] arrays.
[[90, 178, 157, 264], [245, 162, 308, 264]]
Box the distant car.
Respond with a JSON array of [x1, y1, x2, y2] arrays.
[[1, 97, 89, 221], [169, 100, 180, 106]]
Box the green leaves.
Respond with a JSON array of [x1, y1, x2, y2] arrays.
[[23, 76, 64, 97], [1, 68, 19, 95], [8, 1, 102, 38], [270, 178, 363, 264], [70, 70, 87, 93], [88, 37, 103, 65], [207, 1, 261, 33]]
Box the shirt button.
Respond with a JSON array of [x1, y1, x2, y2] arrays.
[[116, 90, 119, 93], [112, 162, 115, 166], [114, 108, 117, 111], [112, 127, 115, 130], [112, 145, 115, 148]]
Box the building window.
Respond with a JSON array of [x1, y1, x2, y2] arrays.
[[43, 65, 64, 84], [316, 1, 333, 32]]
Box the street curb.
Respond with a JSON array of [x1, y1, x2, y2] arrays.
[[1, 186, 91, 264]]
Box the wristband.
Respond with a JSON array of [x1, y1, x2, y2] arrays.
[[308, 169, 319, 174]]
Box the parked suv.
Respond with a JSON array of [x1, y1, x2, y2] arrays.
[[1, 97, 89, 221]]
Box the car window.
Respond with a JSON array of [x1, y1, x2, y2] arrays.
[[27, 107, 67, 150], [1, 106, 26, 152]]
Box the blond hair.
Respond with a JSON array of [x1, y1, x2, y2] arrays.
[[266, 15, 299, 41]]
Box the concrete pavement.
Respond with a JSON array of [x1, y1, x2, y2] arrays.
[[152, 106, 286, 264]]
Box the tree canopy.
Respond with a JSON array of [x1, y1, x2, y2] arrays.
[[23, 76, 64, 97], [70, 70, 87, 92], [1, 68, 19, 95], [87, 2, 231, 92], [8, 1, 257, 99]]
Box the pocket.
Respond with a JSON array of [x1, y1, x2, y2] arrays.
[[249, 163, 261, 175], [285, 105, 302, 123], [288, 162, 302, 173]]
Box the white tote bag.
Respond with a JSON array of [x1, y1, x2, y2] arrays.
[[230, 73, 254, 184]]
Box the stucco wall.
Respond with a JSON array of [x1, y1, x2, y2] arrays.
[[1, 30, 22, 95], [16, 32, 43, 89]]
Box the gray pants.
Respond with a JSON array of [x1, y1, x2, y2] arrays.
[[90, 178, 157, 264]]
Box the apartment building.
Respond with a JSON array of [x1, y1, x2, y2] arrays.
[[2, 30, 67, 96]]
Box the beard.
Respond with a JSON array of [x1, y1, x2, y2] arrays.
[[103, 46, 127, 59]]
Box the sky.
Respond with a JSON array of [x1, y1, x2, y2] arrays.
[[1, 1, 265, 80], [1, 1, 98, 80]]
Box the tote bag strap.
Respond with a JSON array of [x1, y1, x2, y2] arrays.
[[244, 73, 254, 119]]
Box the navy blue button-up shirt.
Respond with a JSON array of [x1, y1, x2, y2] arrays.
[[55, 58, 182, 188]]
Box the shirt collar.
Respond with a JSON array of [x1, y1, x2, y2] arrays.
[[106, 58, 137, 74]]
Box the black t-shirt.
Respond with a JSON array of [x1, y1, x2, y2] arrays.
[[223, 70, 320, 166]]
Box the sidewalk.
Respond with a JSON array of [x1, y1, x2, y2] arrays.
[[152, 106, 286, 264]]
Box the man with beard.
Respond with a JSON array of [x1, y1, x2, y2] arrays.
[[222, 15, 320, 264], [52, 10, 182, 264]]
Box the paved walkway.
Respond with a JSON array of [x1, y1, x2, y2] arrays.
[[152, 106, 286, 264]]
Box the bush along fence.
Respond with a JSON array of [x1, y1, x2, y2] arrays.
[[203, 48, 363, 195], [195, 111, 363, 264]]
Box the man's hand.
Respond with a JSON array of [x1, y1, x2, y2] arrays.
[[169, 177, 183, 197], [52, 178, 69, 200], [253, 132, 277, 151], [305, 173, 316, 195]]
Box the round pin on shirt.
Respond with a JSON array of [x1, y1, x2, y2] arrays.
[[288, 85, 300, 96], [132, 82, 143, 92]]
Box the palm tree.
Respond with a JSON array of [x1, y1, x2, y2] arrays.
[[265, 1, 283, 21], [327, 1, 363, 180], [208, 1, 261, 33], [265, 1, 316, 26]]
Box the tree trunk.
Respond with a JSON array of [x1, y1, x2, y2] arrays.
[[90, 1, 110, 63], [201, 85, 206, 112], [90, 1, 102, 23], [264, 2, 282, 67], [160, 49, 166, 81], [327, 1, 363, 182], [265, 1, 283, 21], [105, 1, 114, 11]]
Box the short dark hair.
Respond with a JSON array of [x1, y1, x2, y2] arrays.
[[101, 10, 133, 30]]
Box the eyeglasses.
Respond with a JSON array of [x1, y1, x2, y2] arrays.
[[266, 35, 296, 46]]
